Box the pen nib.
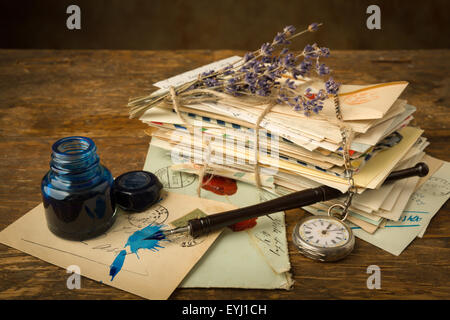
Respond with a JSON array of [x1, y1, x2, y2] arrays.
[[144, 225, 190, 240]]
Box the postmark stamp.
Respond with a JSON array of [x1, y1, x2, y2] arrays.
[[155, 166, 196, 189], [127, 204, 169, 228]]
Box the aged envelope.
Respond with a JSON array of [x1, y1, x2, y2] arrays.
[[354, 126, 424, 189], [153, 56, 242, 90], [373, 153, 425, 220], [414, 154, 443, 191], [0, 192, 236, 300]]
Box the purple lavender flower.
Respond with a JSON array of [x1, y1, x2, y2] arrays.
[[298, 88, 327, 116], [227, 77, 237, 85], [201, 70, 215, 77], [244, 71, 257, 85], [273, 32, 290, 45], [187, 82, 200, 91], [282, 53, 297, 69], [283, 25, 296, 36], [257, 77, 269, 88], [298, 59, 313, 76], [320, 47, 330, 57], [316, 89, 327, 101], [244, 52, 254, 62], [325, 77, 340, 95], [303, 43, 319, 59], [260, 42, 274, 56], [317, 63, 330, 76], [303, 44, 314, 53], [284, 78, 296, 90], [223, 65, 235, 76], [203, 76, 219, 88], [178, 24, 333, 117], [278, 93, 289, 102], [267, 57, 280, 70], [291, 68, 301, 79], [252, 61, 263, 73], [261, 56, 272, 63], [200, 70, 220, 88], [308, 23, 319, 32]]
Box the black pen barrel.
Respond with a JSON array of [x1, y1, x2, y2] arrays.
[[188, 162, 429, 238], [189, 185, 341, 237], [384, 162, 429, 182]]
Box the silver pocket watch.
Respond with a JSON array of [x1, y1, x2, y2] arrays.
[[293, 204, 355, 262]]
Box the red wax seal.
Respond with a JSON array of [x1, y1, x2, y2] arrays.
[[229, 217, 258, 232], [201, 174, 257, 231], [201, 174, 238, 196]]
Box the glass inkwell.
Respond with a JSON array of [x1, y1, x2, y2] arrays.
[[41, 136, 117, 240]]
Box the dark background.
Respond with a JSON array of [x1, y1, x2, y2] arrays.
[[0, 0, 449, 50]]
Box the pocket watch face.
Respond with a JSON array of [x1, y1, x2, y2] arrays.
[[293, 216, 355, 262], [298, 217, 350, 248]]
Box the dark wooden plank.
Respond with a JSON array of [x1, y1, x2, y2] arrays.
[[0, 49, 448, 300]]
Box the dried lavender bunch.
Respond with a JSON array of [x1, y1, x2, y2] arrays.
[[129, 23, 340, 118]]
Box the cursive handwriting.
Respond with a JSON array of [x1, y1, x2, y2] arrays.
[[253, 215, 285, 257]]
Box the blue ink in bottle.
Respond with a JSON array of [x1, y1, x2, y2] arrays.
[[41, 136, 117, 241]]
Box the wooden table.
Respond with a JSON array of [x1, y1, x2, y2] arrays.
[[0, 49, 448, 300]]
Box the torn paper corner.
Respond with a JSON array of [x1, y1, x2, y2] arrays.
[[280, 272, 295, 290]]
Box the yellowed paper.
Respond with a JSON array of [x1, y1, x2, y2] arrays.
[[354, 126, 424, 188], [0, 192, 236, 300], [415, 154, 443, 191]]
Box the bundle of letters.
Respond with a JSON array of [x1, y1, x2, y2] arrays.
[[130, 56, 448, 255]]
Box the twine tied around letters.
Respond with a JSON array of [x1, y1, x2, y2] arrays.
[[170, 86, 215, 197], [169, 86, 276, 196], [253, 102, 276, 189]]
